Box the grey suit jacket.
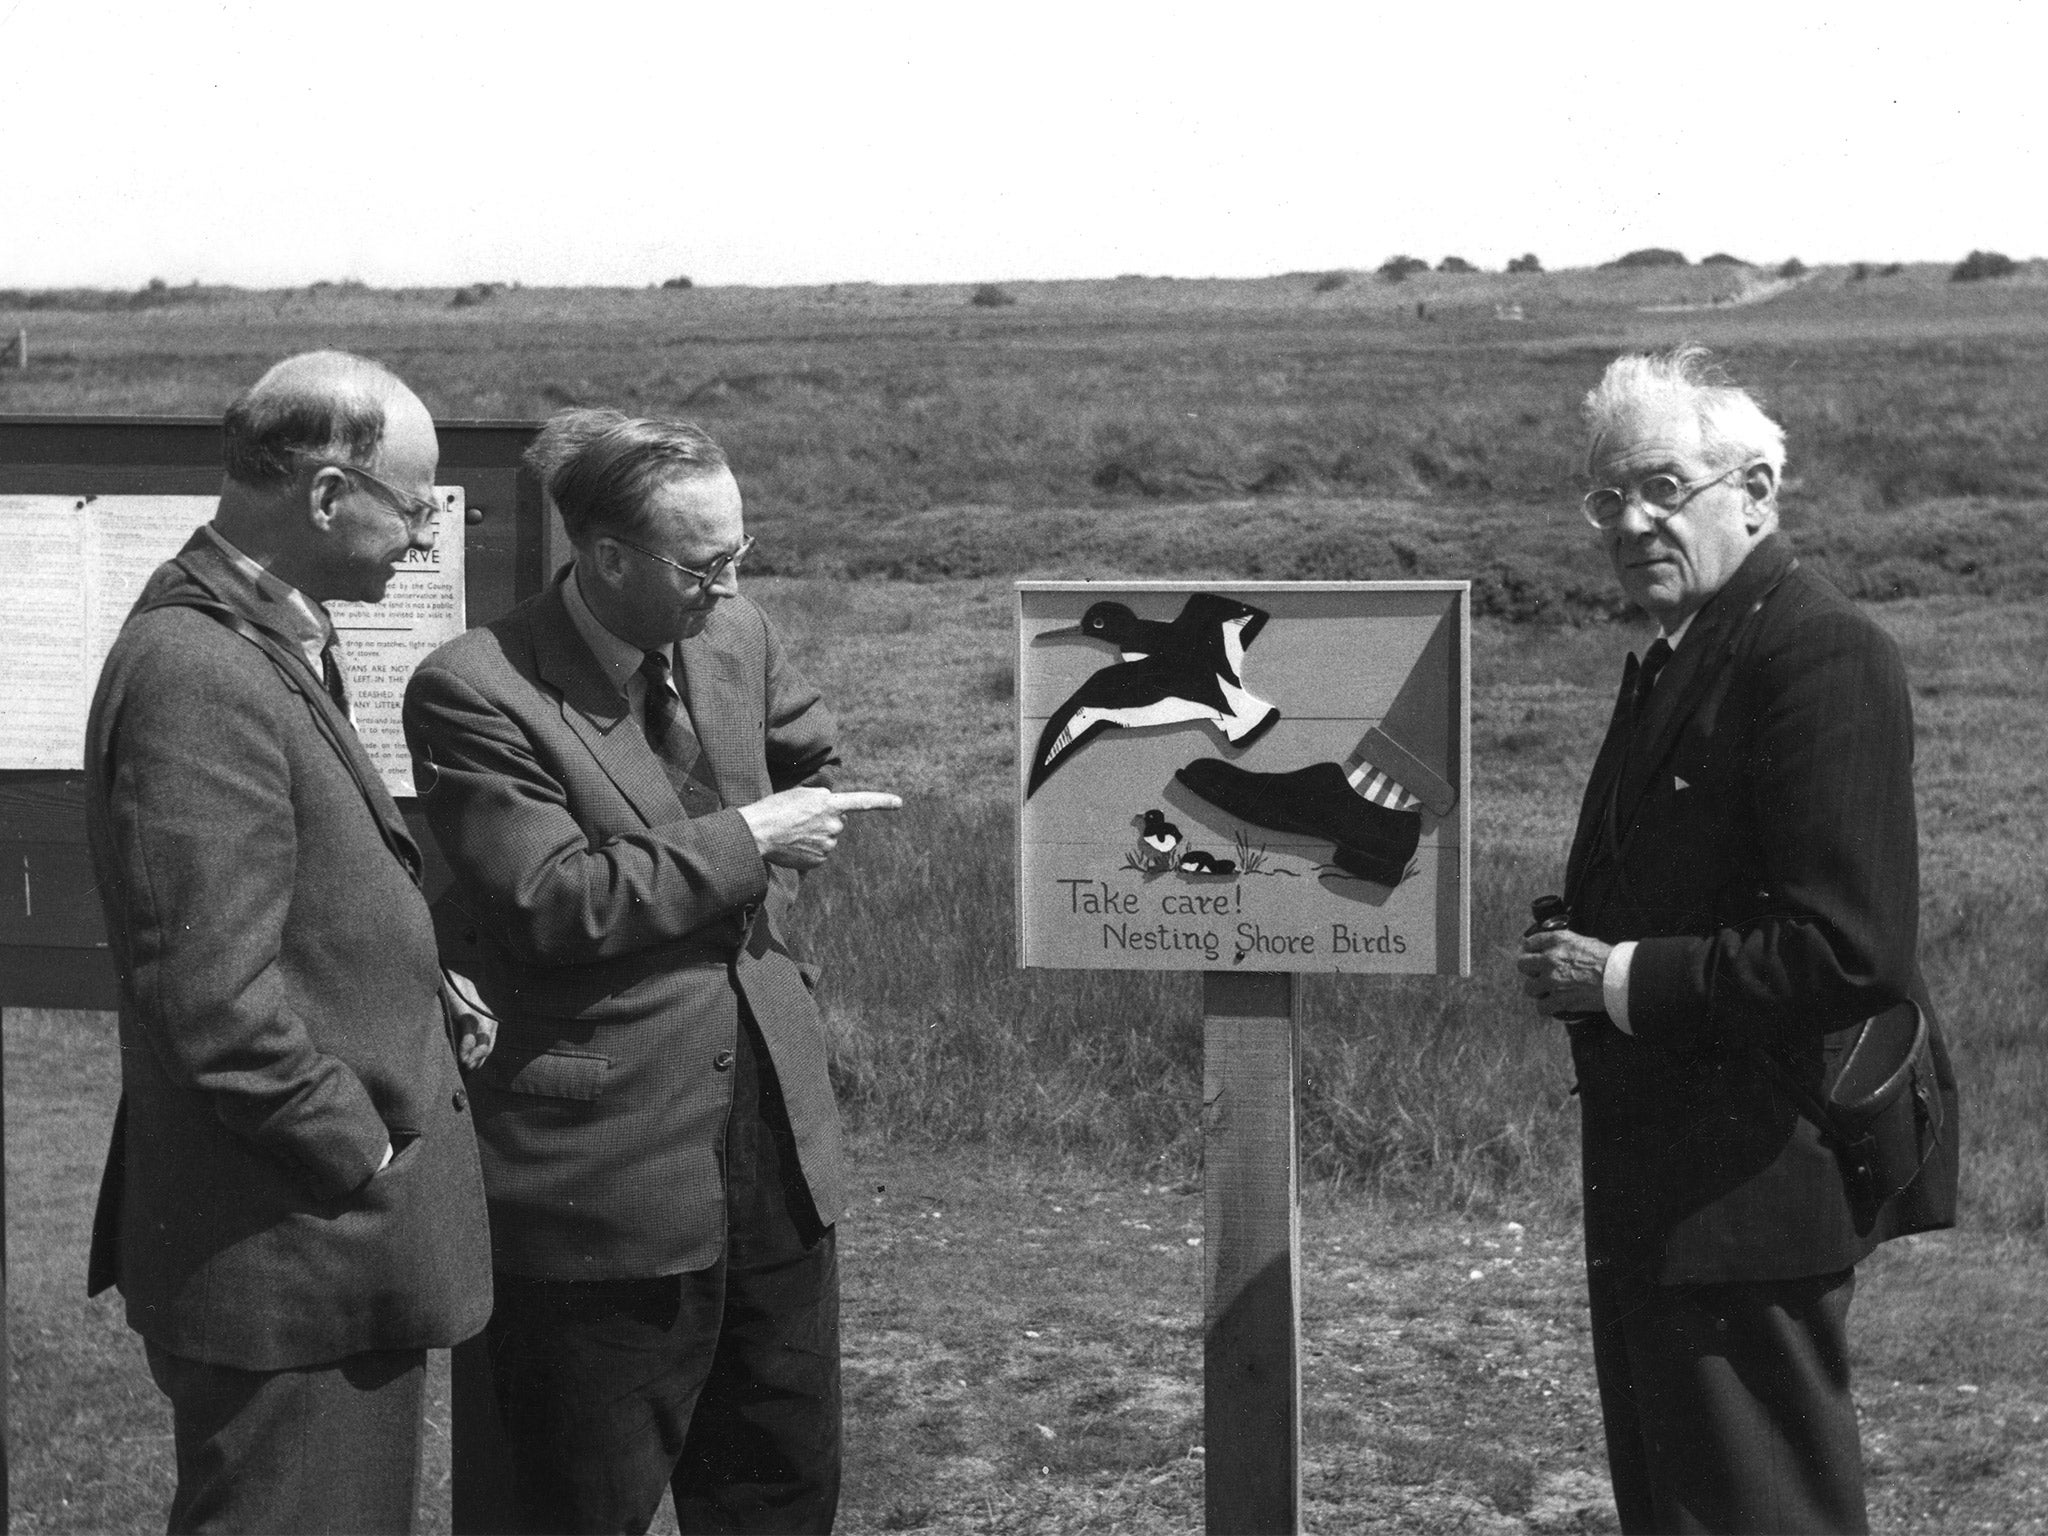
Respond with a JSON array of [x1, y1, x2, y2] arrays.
[[401, 578, 844, 1279], [84, 532, 493, 1371]]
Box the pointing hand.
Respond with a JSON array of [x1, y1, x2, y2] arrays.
[[739, 787, 903, 870]]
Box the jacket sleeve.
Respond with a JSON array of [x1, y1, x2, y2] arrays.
[[403, 659, 770, 966], [99, 626, 389, 1200], [1627, 604, 1920, 1051]]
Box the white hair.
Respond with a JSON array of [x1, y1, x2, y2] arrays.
[[1583, 344, 1788, 479]]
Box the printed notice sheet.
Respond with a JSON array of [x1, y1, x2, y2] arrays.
[[0, 493, 467, 795]]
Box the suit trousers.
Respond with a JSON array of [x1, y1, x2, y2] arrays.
[[143, 1341, 426, 1534], [487, 997, 840, 1535], [1589, 1266, 1866, 1534]]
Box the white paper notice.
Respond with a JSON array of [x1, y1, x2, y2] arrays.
[[0, 492, 467, 795], [330, 488, 466, 797]]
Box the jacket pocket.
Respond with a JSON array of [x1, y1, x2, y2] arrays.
[[482, 1047, 611, 1102]]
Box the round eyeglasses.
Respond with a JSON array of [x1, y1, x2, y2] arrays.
[[301, 458, 445, 533], [609, 532, 755, 597], [1581, 462, 1755, 529]]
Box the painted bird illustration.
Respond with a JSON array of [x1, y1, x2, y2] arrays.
[[1026, 593, 1280, 797], [1176, 849, 1237, 877], [1137, 808, 1184, 862]]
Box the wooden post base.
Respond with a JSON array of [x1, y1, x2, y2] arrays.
[[1201, 972, 1301, 1535]]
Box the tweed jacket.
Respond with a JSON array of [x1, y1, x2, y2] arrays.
[[83, 532, 492, 1371], [401, 576, 844, 1279], [1562, 534, 1956, 1288]]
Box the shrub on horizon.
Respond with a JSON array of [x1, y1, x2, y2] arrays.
[[1505, 253, 1542, 273], [1605, 248, 1688, 269], [1437, 255, 1476, 274], [1878, 262, 1905, 277], [1951, 250, 2018, 282], [1777, 257, 1808, 279], [1311, 271, 1348, 293], [1700, 252, 1749, 266], [969, 283, 1016, 308], [661, 274, 694, 290], [1378, 255, 1428, 282], [448, 281, 505, 309]]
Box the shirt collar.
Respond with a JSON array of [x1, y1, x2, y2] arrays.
[[1661, 611, 1698, 650], [562, 565, 660, 696], [198, 523, 333, 660]]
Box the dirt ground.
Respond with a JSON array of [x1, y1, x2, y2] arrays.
[[818, 1143, 2048, 1535]]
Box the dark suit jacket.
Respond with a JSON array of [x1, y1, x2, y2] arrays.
[[84, 532, 493, 1371], [1563, 533, 1954, 1287], [401, 578, 845, 1280]]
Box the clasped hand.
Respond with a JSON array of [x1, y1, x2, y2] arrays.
[[1516, 928, 1612, 1018], [739, 786, 904, 870]]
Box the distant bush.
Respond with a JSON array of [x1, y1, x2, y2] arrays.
[[1700, 252, 1749, 266], [1606, 247, 1688, 269], [1437, 256, 1476, 274], [661, 275, 694, 290], [448, 282, 505, 309], [1378, 255, 1428, 282], [1505, 253, 1542, 274], [968, 283, 1016, 308], [1952, 250, 2018, 282], [1849, 262, 1872, 282], [1311, 271, 1348, 293], [1878, 262, 1905, 277], [1777, 257, 1808, 279]]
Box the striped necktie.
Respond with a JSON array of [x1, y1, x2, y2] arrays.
[[637, 649, 720, 807]]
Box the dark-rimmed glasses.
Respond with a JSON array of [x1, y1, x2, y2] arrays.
[[1582, 462, 1756, 529], [301, 458, 444, 533], [609, 532, 755, 597]]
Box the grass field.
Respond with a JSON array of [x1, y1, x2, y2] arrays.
[[6, 266, 2048, 1529]]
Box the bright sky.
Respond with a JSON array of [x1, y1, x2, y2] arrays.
[[2, 0, 2041, 289]]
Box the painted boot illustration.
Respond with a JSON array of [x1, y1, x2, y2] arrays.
[[1173, 759, 1422, 886]]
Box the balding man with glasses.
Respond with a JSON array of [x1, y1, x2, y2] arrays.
[[1515, 346, 1956, 1533], [84, 351, 492, 1533], [403, 410, 897, 1534]]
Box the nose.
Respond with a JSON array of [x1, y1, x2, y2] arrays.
[[410, 512, 440, 553], [1610, 492, 1662, 536], [705, 561, 741, 599]]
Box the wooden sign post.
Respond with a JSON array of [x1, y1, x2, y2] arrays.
[[1016, 580, 1471, 1534]]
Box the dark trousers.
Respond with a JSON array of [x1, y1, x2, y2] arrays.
[[144, 1341, 425, 1534], [1589, 1266, 1866, 1535], [487, 1007, 840, 1535]]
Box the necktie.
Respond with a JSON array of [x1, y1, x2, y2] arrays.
[[637, 650, 721, 807], [1633, 637, 1673, 718], [319, 637, 350, 715]]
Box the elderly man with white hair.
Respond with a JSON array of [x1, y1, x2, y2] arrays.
[[1516, 345, 1957, 1533]]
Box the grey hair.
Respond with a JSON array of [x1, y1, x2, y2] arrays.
[[222, 351, 402, 487], [535, 411, 729, 544], [1583, 344, 1787, 479]]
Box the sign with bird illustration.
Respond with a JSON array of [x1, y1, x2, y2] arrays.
[[1017, 581, 1470, 974]]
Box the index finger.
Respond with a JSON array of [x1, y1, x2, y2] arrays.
[[828, 791, 904, 812]]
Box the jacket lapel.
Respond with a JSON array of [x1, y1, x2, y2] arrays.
[[1608, 534, 1796, 844], [676, 614, 755, 802], [171, 541, 423, 879], [530, 583, 688, 827], [1565, 652, 1638, 900]]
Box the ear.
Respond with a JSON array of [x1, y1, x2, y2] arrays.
[[583, 536, 629, 589], [305, 466, 350, 532], [1741, 463, 1777, 525]]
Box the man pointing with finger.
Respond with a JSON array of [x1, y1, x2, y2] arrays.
[[403, 411, 898, 1534]]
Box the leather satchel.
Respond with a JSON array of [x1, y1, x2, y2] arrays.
[[1760, 1000, 1954, 1235]]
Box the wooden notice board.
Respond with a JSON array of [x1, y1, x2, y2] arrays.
[[0, 415, 547, 1008], [1016, 580, 1471, 977]]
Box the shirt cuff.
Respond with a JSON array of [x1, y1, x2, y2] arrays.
[[1603, 941, 1637, 1035]]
